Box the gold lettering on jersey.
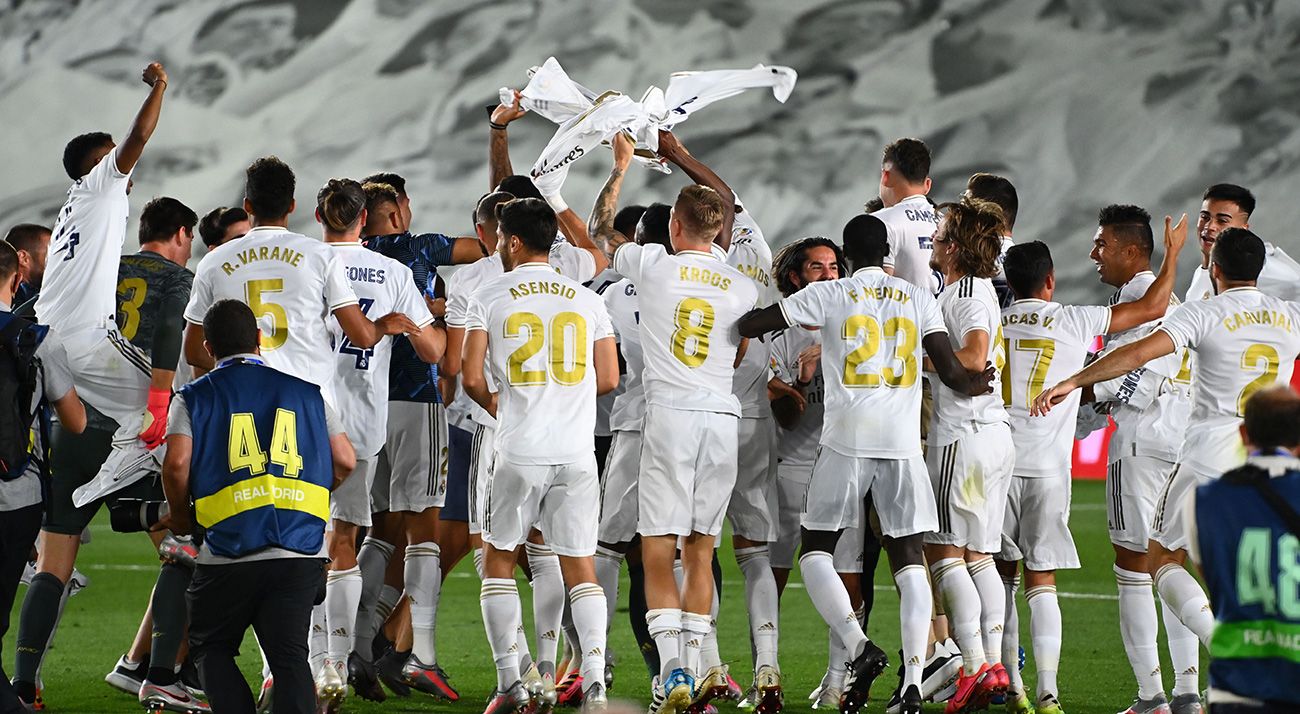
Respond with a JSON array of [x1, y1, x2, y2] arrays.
[[847, 286, 911, 304], [1221, 310, 1295, 333], [1001, 313, 1055, 329], [509, 281, 577, 300], [677, 267, 732, 291], [735, 263, 770, 287], [222, 246, 305, 275]]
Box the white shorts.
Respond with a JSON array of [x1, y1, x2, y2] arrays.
[[637, 405, 738, 538], [802, 446, 938, 539], [998, 474, 1080, 572], [468, 422, 496, 535], [772, 462, 811, 569], [483, 454, 600, 557], [834, 512, 867, 574], [1107, 455, 1176, 552], [598, 431, 642, 545], [925, 423, 1015, 553], [331, 457, 378, 527], [373, 402, 448, 514], [1152, 460, 1218, 552], [728, 416, 778, 541]]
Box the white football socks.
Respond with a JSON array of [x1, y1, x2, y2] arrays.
[[895, 564, 932, 690], [930, 558, 984, 670], [1026, 584, 1061, 700], [1115, 565, 1163, 699], [800, 551, 867, 659], [594, 546, 624, 630], [1160, 591, 1201, 697], [309, 602, 328, 677], [701, 583, 722, 671], [569, 583, 608, 691], [482, 578, 522, 691], [1002, 571, 1024, 692], [406, 541, 442, 665], [526, 542, 564, 674], [647, 608, 683, 681], [736, 545, 780, 671], [1154, 564, 1214, 647], [324, 566, 362, 670], [969, 558, 1005, 665], [680, 612, 711, 679]]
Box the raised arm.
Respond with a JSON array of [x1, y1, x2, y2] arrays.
[[488, 91, 527, 190], [1032, 330, 1176, 416], [1108, 214, 1188, 334], [116, 63, 169, 175], [656, 130, 736, 251], [924, 331, 994, 396], [589, 133, 635, 263]]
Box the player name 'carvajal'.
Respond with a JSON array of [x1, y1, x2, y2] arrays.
[[1221, 309, 1295, 333], [509, 280, 576, 300], [220, 245, 304, 275], [678, 266, 732, 290]]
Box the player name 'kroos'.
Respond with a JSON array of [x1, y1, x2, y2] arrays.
[[509, 280, 576, 300], [220, 245, 305, 275], [678, 266, 732, 290], [1222, 309, 1295, 333]]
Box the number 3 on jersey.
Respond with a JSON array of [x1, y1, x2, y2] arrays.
[[506, 311, 588, 385], [672, 298, 714, 368]]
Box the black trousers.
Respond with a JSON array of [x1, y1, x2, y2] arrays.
[[187, 557, 325, 714], [0, 504, 41, 714]]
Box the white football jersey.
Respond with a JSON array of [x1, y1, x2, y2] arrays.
[[549, 234, 598, 285], [613, 243, 757, 416], [929, 276, 1009, 445], [1185, 244, 1300, 303], [184, 227, 359, 405], [723, 208, 776, 418], [328, 243, 434, 457], [1158, 287, 1300, 473], [871, 195, 940, 294], [605, 278, 645, 433], [37, 146, 131, 332], [769, 325, 824, 467], [1002, 299, 1111, 477], [589, 271, 625, 437], [464, 262, 613, 464], [780, 267, 946, 458]]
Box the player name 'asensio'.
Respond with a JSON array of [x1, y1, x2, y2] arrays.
[[1222, 309, 1295, 333], [220, 245, 304, 275], [510, 280, 576, 300]]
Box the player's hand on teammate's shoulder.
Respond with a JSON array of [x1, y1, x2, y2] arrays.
[[376, 312, 421, 336], [143, 62, 167, 88], [967, 361, 997, 397]]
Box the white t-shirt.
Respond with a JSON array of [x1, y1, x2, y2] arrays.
[[780, 267, 946, 458], [928, 276, 1009, 445], [613, 243, 758, 416], [1002, 299, 1111, 477], [36, 146, 131, 332], [769, 326, 824, 467], [871, 194, 940, 294], [464, 262, 613, 464], [1158, 287, 1300, 473], [328, 243, 434, 457], [0, 310, 75, 511], [723, 209, 776, 419], [588, 268, 625, 437], [549, 235, 598, 285], [185, 227, 359, 406], [605, 278, 645, 433], [1185, 244, 1300, 303]]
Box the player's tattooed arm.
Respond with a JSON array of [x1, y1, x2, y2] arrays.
[[656, 130, 736, 251], [923, 331, 995, 397], [590, 133, 635, 263], [117, 62, 168, 175], [738, 305, 790, 339], [488, 91, 526, 190], [461, 328, 498, 418], [1032, 330, 1176, 416], [1107, 213, 1188, 334]]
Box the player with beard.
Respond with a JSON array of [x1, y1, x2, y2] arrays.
[[1184, 184, 1300, 302], [5, 224, 50, 309]]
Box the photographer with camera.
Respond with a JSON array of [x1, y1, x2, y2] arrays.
[[159, 299, 356, 714], [0, 240, 85, 714]]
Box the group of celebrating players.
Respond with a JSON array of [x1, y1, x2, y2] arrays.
[[3, 60, 1299, 714]]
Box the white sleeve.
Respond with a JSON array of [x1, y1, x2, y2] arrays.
[[1156, 302, 1203, 351], [769, 335, 794, 383], [394, 270, 435, 328], [778, 284, 828, 328], [1070, 305, 1112, 344], [464, 292, 489, 332], [35, 333, 75, 403], [551, 240, 597, 284], [183, 266, 213, 325], [612, 243, 645, 283], [445, 271, 473, 328], [591, 299, 615, 341], [81, 145, 131, 195], [916, 291, 947, 336], [946, 296, 994, 340], [324, 253, 360, 311]]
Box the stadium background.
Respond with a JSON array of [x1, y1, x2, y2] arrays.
[[2, 0, 1299, 710]]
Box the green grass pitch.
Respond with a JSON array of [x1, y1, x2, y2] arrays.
[[10, 479, 1204, 713]]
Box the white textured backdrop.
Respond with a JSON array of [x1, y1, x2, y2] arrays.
[[2, 0, 1298, 302]]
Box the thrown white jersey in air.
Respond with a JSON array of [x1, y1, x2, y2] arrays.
[[185, 226, 359, 405], [464, 262, 614, 464], [1002, 299, 1111, 477], [769, 326, 824, 467], [605, 278, 645, 433], [329, 243, 434, 457], [1158, 287, 1300, 473], [723, 207, 776, 418], [929, 276, 1008, 445], [780, 267, 946, 458], [872, 194, 940, 294], [613, 243, 757, 416], [37, 146, 131, 332], [1185, 244, 1300, 303]]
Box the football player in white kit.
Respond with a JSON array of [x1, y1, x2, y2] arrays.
[[995, 221, 1186, 714], [314, 179, 444, 710], [1087, 205, 1200, 714], [1034, 228, 1300, 664], [1184, 184, 1300, 302], [922, 197, 1014, 712], [870, 138, 941, 294], [739, 214, 993, 714], [593, 134, 759, 714], [461, 197, 619, 714], [36, 62, 168, 505]]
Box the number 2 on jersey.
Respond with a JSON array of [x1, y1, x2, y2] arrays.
[[1237, 343, 1280, 416], [841, 316, 918, 388], [505, 311, 588, 385], [671, 298, 714, 368], [245, 279, 288, 350]]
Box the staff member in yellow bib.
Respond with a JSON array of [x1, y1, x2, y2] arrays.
[[158, 299, 356, 714]]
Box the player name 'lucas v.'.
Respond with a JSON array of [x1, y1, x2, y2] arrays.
[[219, 245, 305, 275]]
